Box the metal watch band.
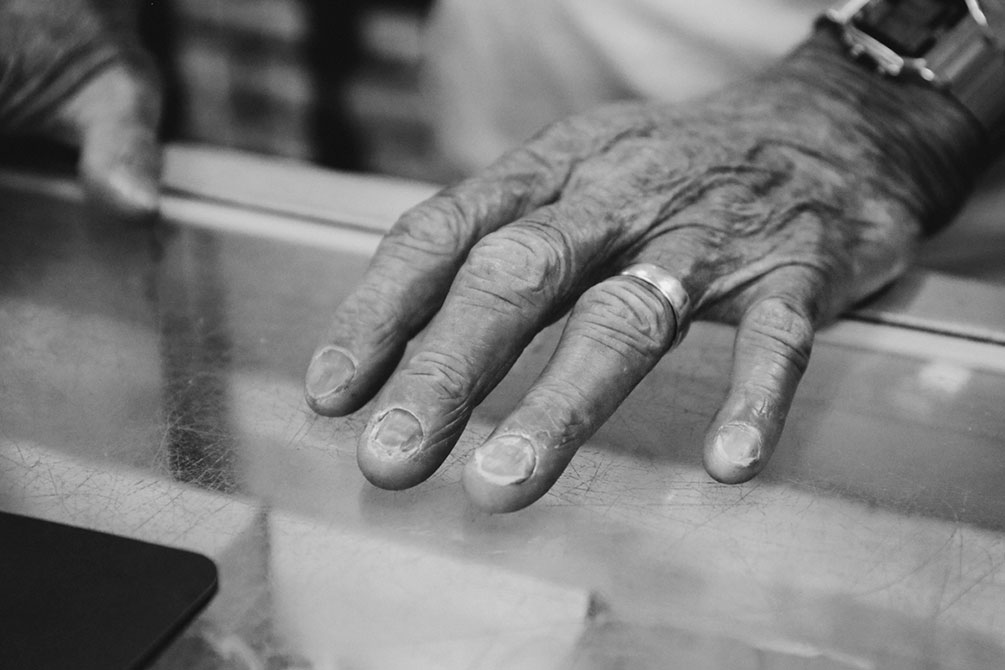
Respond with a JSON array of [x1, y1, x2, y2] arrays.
[[823, 0, 1005, 139]]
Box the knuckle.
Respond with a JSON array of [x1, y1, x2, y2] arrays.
[[574, 281, 673, 360], [459, 222, 571, 309], [735, 381, 783, 420], [492, 143, 554, 178], [746, 297, 815, 372], [520, 382, 593, 446], [384, 194, 471, 259], [406, 349, 477, 403], [333, 284, 402, 348]]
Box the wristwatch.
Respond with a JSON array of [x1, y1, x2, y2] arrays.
[[822, 0, 1005, 138]]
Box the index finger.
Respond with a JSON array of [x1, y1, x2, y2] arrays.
[[304, 144, 570, 416]]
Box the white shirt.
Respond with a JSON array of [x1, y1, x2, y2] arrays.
[[425, 0, 832, 173]]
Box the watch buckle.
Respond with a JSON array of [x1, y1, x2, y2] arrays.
[[825, 0, 995, 83]]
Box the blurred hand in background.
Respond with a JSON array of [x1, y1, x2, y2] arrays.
[[0, 0, 161, 217]]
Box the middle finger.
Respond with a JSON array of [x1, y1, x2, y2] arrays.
[[356, 199, 629, 489]]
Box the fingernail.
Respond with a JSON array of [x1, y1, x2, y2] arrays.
[[369, 408, 423, 458], [472, 436, 537, 486], [305, 347, 357, 399], [712, 423, 762, 468]]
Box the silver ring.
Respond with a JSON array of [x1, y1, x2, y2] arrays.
[[617, 263, 692, 349]]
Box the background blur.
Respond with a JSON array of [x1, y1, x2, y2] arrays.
[[140, 0, 447, 181], [138, 0, 829, 184]]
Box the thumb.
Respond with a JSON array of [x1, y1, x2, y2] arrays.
[[60, 64, 162, 218]]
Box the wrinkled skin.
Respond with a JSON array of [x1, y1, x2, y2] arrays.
[[0, 0, 161, 216], [306, 29, 986, 513]]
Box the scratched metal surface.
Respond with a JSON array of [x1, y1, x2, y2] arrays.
[[1, 173, 1005, 670]]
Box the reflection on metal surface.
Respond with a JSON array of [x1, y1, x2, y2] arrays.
[[850, 270, 1005, 346], [916, 361, 972, 395], [158, 230, 237, 492], [2, 164, 1005, 669]]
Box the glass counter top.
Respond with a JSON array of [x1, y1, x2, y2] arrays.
[[1, 152, 1004, 669]]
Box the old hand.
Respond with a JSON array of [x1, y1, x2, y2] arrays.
[[306, 29, 984, 512]]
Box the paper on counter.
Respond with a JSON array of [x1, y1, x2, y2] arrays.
[[269, 511, 594, 670]]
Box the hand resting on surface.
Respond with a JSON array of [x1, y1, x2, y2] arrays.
[[306, 28, 988, 512]]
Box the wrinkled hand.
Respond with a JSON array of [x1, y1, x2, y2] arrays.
[[0, 0, 161, 216], [305, 30, 984, 512]]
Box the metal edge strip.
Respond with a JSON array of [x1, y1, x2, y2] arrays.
[[3, 144, 1005, 357]]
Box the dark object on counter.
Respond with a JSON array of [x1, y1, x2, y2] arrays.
[[0, 511, 218, 669]]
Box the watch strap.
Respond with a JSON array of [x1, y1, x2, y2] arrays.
[[823, 0, 1005, 140]]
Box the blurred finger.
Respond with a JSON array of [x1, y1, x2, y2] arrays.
[[354, 200, 634, 490], [305, 144, 575, 417], [463, 262, 689, 512], [702, 267, 820, 484], [59, 64, 162, 218]]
